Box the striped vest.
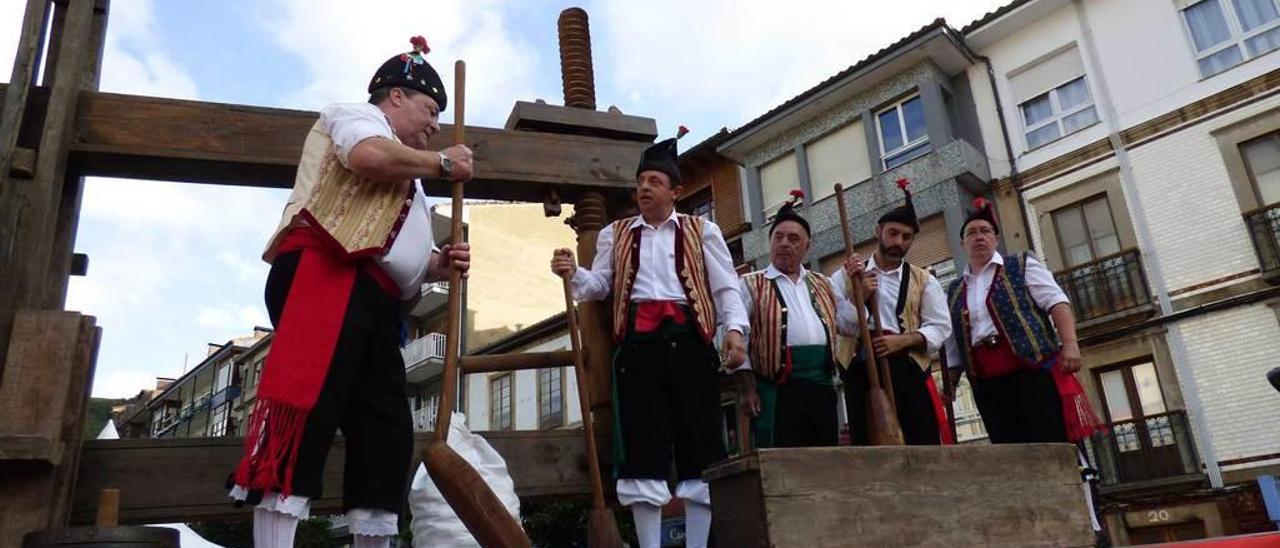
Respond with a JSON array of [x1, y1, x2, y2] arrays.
[[742, 270, 840, 379], [835, 262, 933, 371], [947, 252, 1060, 373], [264, 120, 413, 262], [610, 214, 717, 343]]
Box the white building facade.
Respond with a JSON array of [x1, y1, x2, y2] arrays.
[[964, 0, 1280, 542]]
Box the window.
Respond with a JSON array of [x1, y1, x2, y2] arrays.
[[876, 94, 931, 169], [1009, 46, 1098, 150], [1242, 131, 1280, 205], [1020, 77, 1099, 149], [1097, 361, 1171, 452], [1181, 0, 1280, 78], [759, 152, 800, 219], [928, 259, 958, 288], [538, 367, 564, 429], [806, 121, 871, 200], [680, 189, 714, 222], [214, 363, 232, 393], [489, 374, 513, 431], [208, 404, 229, 437], [1052, 195, 1121, 267]]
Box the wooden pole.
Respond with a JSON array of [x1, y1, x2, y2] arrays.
[[939, 352, 959, 443], [562, 275, 622, 548], [421, 60, 531, 548], [834, 184, 904, 445], [94, 489, 119, 528], [865, 293, 898, 411]]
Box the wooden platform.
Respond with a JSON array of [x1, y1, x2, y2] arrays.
[[71, 431, 593, 525], [704, 444, 1094, 548]]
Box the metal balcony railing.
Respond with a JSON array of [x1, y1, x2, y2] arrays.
[[1054, 248, 1153, 323]]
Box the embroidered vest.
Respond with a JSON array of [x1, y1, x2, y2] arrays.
[[835, 262, 933, 371], [947, 252, 1060, 373], [609, 214, 717, 343], [263, 120, 414, 262], [742, 271, 840, 379]]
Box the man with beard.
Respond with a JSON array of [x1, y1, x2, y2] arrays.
[[738, 192, 857, 448], [831, 179, 953, 445], [550, 127, 748, 548]]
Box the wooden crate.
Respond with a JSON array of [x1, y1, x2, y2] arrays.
[[704, 444, 1094, 547]]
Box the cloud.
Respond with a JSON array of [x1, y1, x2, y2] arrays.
[[196, 305, 269, 331], [0, 1, 27, 81], [258, 0, 547, 127], [594, 0, 1010, 136], [92, 368, 162, 400], [218, 251, 270, 283], [66, 179, 286, 398], [98, 0, 199, 99]]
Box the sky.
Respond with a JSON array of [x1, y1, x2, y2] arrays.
[[0, 0, 1011, 398]]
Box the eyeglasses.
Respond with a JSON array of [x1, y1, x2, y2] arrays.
[[963, 227, 996, 238]]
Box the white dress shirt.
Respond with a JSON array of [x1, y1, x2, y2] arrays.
[[830, 255, 951, 355], [738, 264, 859, 372], [570, 211, 748, 335], [322, 103, 435, 299], [943, 251, 1069, 368]]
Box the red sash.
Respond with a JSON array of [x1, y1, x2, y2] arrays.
[[632, 300, 688, 333], [233, 228, 398, 495], [971, 335, 1106, 443]]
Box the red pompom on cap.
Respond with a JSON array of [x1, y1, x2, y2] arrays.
[[410, 35, 430, 55]]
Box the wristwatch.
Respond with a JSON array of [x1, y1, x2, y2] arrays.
[[438, 152, 453, 178]]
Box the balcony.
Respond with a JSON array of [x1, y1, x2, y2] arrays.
[[1244, 203, 1280, 282], [403, 332, 447, 385], [1054, 248, 1155, 326], [408, 281, 449, 317], [1085, 410, 1203, 491], [210, 385, 241, 409], [412, 403, 438, 433]]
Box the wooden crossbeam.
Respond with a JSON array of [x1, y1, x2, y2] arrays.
[[459, 350, 578, 374], [72, 430, 597, 525], [1, 85, 644, 202]]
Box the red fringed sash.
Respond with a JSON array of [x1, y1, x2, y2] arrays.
[[1051, 365, 1108, 443], [924, 374, 956, 445], [971, 336, 1107, 443], [233, 228, 395, 495]]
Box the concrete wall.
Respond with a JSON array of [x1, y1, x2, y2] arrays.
[[462, 203, 580, 351], [737, 61, 991, 269]]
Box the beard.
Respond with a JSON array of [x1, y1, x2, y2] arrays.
[[879, 242, 907, 261]]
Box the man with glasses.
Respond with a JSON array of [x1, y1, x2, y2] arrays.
[[942, 198, 1106, 538]]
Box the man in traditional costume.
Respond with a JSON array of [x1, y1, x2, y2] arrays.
[[550, 128, 748, 548], [738, 192, 856, 448], [942, 198, 1106, 536], [228, 37, 472, 548], [831, 180, 954, 445]]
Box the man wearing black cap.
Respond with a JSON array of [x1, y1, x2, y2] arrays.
[[942, 197, 1106, 536], [229, 36, 472, 548], [831, 179, 953, 445], [550, 128, 748, 548], [738, 192, 857, 448]]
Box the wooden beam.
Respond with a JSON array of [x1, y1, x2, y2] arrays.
[[45, 0, 110, 309], [0, 0, 51, 186], [0, 87, 651, 202], [460, 350, 578, 374], [0, 0, 92, 380], [71, 430, 596, 525]]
